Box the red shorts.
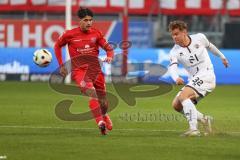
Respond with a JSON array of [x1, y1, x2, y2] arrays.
[[72, 69, 106, 97]]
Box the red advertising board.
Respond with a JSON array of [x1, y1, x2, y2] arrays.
[[0, 19, 112, 47]]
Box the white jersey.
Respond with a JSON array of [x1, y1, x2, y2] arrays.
[[169, 33, 214, 78]]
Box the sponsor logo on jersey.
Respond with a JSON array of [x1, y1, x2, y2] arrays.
[[85, 44, 90, 48], [73, 39, 82, 42], [91, 37, 97, 43]]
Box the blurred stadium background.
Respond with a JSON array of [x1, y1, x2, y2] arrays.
[[0, 0, 239, 82], [0, 0, 240, 160]]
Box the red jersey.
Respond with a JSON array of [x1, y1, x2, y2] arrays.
[[54, 27, 114, 73]]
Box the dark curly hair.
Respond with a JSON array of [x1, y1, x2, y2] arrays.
[[77, 7, 93, 19]]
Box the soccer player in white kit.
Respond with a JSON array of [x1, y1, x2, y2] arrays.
[[168, 20, 229, 137]]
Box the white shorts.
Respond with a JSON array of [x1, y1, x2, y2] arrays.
[[186, 72, 216, 97], [176, 72, 216, 104]]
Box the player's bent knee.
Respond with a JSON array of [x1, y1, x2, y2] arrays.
[[177, 94, 188, 103], [172, 101, 183, 112]]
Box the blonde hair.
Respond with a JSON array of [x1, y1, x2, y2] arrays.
[[168, 20, 188, 32]]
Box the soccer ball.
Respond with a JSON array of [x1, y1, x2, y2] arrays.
[[33, 49, 52, 67]]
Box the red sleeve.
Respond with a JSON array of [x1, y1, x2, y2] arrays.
[[54, 31, 69, 66], [97, 30, 114, 58]]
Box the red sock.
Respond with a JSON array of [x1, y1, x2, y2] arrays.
[[89, 98, 103, 124]]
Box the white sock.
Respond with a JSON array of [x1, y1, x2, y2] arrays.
[[197, 110, 204, 121], [180, 105, 204, 121], [181, 99, 198, 130]]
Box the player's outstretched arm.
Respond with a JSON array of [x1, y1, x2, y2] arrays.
[[97, 31, 114, 64], [208, 43, 229, 68], [199, 33, 229, 68], [54, 43, 64, 66], [169, 63, 184, 85], [54, 30, 70, 66], [54, 31, 69, 76]]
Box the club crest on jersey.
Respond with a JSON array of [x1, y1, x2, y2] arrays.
[[179, 52, 183, 56], [194, 44, 200, 49], [91, 37, 97, 43]]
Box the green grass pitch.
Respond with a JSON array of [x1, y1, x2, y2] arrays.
[[0, 82, 240, 160]]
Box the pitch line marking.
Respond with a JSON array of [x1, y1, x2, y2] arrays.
[[0, 125, 179, 132], [0, 125, 240, 135]]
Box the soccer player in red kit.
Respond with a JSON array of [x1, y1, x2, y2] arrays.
[[54, 8, 114, 135]]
